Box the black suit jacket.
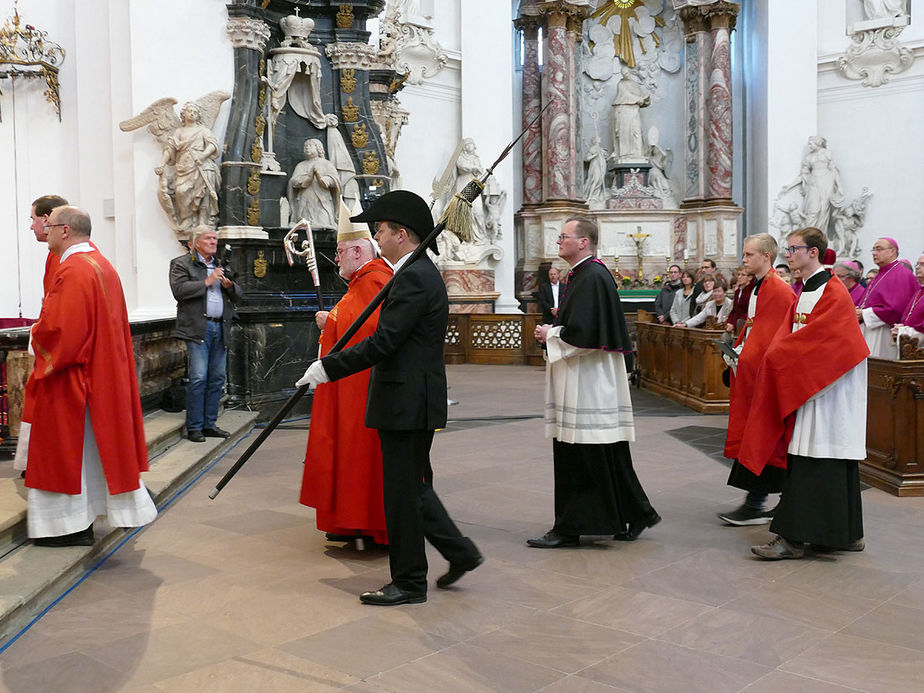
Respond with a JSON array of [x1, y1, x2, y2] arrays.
[[322, 254, 448, 431], [538, 281, 561, 324]]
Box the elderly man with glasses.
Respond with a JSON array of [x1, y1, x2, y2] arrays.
[[856, 237, 919, 358]]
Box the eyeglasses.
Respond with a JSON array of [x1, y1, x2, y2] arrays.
[[871, 245, 890, 252], [43, 223, 67, 231], [557, 234, 585, 242], [334, 245, 360, 258], [783, 245, 810, 255]]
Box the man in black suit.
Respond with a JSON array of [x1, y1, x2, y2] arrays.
[[537, 266, 562, 324], [297, 190, 482, 606]]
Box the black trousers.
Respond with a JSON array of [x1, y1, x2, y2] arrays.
[[378, 429, 479, 593], [727, 460, 785, 495], [552, 439, 657, 536]]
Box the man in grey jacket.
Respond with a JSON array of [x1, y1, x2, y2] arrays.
[[654, 264, 682, 324], [169, 227, 242, 442]]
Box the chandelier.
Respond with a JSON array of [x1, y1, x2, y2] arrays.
[[0, 0, 66, 121]]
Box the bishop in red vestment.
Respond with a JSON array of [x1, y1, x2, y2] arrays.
[[300, 207, 393, 545]]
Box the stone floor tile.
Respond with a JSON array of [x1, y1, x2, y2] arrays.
[[741, 670, 868, 693], [0, 652, 126, 693], [840, 602, 924, 652]]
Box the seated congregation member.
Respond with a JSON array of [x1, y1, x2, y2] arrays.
[[669, 269, 697, 325], [891, 253, 924, 354], [692, 275, 716, 315], [834, 261, 866, 306], [654, 264, 682, 324], [530, 217, 659, 548], [725, 266, 754, 335], [677, 280, 733, 329], [857, 237, 919, 358], [742, 227, 868, 559], [719, 234, 796, 526]]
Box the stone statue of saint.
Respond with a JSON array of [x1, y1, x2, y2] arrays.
[[832, 187, 872, 258], [863, 0, 906, 20], [433, 138, 487, 245], [647, 126, 676, 208], [583, 135, 608, 203], [119, 91, 230, 233], [287, 139, 341, 230], [610, 65, 650, 164], [780, 135, 844, 235]]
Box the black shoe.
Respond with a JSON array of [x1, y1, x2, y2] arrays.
[[188, 430, 206, 443], [526, 531, 580, 548], [436, 554, 484, 589], [717, 504, 773, 526], [202, 427, 230, 438], [360, 583, 427, 606], [34, 525, 95, 547], [615, 512, 661, 541]]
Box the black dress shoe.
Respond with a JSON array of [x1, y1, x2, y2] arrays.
[[202, 427, 230, 438], [615, 512, 662, 541], [526, 531, 580, 548], [360, 583, 427, 606], [188, 430, 206, 443], [436, 554, 484, 589], [34, 525, 95, 547]]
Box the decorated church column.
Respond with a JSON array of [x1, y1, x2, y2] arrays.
[[705, 2, 737, 202], [678, 6, 711, 204], [515, 14, 543, 207]]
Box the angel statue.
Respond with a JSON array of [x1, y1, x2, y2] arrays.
[[119, 91, 230, 233]]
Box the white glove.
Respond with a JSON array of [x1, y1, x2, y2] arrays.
[[296, 360, 329, 389]]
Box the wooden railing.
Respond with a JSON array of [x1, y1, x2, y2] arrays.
[[445, 313, 544, 366]]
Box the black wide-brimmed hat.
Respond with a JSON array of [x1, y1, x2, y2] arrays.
[[351, 190, 439, 255]]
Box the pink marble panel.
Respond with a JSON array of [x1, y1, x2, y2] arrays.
[[544, 24, 576, 201], [522, 36, 543, 205], [707, 28, 732, 199], [442, 269, 496, 294]]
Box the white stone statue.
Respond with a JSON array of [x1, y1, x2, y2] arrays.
[[119, 91, 230, 233], [610, 65, 650, 164], [780, 135, 844, 235], [287, 139, 341, 230], [435, 138, 487, 245], [583, 135, 609, 204], [647, 126, 677, 208], [863, 0, 907, 20], [482, 177, 507, 244], [832, 187, 872, 259]]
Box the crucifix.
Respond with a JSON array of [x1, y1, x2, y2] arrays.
[[627, 225, 650, 283]]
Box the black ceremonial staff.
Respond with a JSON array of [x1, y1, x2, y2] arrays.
[[209, 103, 551, 500]]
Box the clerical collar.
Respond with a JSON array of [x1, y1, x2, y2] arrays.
[[60, 242, 93, 262], [569, 255, 593, 271], [386, 250, 414, 272], [803, 267, 830, 292]]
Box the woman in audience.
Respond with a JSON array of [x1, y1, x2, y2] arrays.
[[693, 276, 716, 315], [670, 269, 697, 325], [725, 266, 754, 334], [676, 280, 733, 329], [834, 260, 866, 306]]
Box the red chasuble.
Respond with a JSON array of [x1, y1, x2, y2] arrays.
[[738, 275, 869, 475], [42, 251, 60, 297], [300, 259, 393, 543], [26, 249, 149, 494], [724, 269, 796, 466]]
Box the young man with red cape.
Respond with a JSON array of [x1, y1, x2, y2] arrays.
[[857, 236, 919, 358], [742, 227, 869, 560], [300, 204, 393, 546], [719, 233, 796, 526], [25, 206, 157, 546]]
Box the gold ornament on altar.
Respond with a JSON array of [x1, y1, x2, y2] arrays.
[[340, 67, 357, 93], [247, 167, 261, 196], [253, 250, 268, 278], [351, 122, 369, 148], [590, 0, 665, 69], [362, 150, 380, 175], [336, 4, 354, 29], [248, 199, 260, 226], [0, 0, 66, 121], [342, 96, 359, 122]]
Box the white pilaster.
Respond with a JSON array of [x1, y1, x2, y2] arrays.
[[460, 0, 518, 312], [744, 0, 818, 239]]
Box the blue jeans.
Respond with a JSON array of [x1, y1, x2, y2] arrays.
[[186, 321, 226, 431]]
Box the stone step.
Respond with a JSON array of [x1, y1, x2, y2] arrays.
[[0, 409, 257, 647]]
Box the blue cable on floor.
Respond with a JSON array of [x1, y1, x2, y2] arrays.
[[0, 425, 257, 656]]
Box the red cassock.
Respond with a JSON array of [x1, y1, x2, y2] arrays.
[[738, 275, 869, 476], [25, 249, 149, 494], [300, 259, 393, 543], [724, 269, 796, 468]]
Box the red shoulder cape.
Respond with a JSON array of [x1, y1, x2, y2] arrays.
[[738, 275, 869, 475], [300, 259, 392, 542], [723, 270, 796, 465], [26, 249, 149, 494]]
